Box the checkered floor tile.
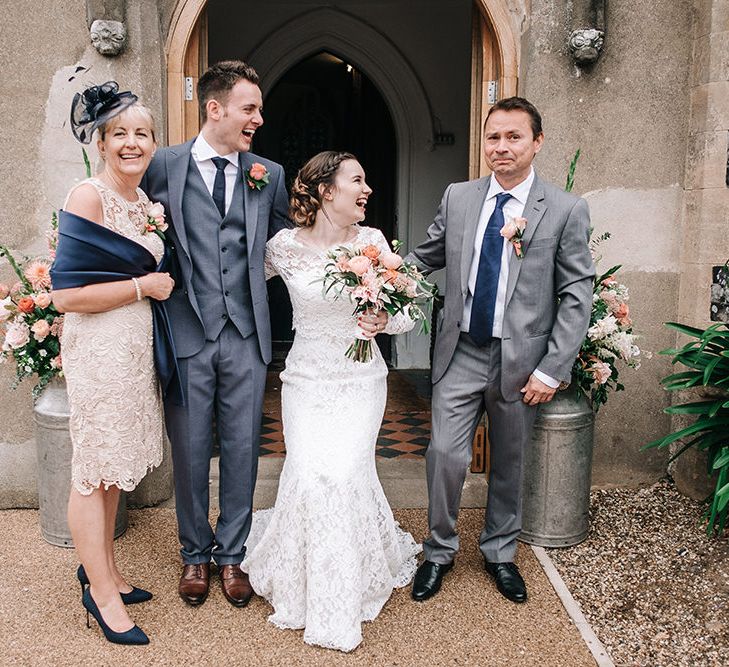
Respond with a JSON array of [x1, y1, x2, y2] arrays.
[[258, 412, 431, 459]]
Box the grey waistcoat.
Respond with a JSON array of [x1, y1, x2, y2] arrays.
[[182, 159, 255, 341]]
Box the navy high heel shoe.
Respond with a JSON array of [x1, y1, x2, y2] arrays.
[[82, 587, 149, 645], [76, 565, 153, 605]]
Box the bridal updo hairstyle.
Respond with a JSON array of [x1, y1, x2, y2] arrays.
[[290, 151, 357, 227]]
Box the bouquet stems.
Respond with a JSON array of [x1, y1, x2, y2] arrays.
[[345, 338, 373, 363]]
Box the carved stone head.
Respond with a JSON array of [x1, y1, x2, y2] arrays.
[[568, 28, 605, 65], [90, 19, 127, 57]]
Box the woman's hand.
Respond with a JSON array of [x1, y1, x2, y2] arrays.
[[139, 272, 174, 301], [357, 309, 388, 339]]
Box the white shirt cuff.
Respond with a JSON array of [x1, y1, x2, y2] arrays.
[[533, 368, 560, 389]]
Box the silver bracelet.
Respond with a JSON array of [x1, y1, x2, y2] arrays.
[[131, 277, 142, 302]]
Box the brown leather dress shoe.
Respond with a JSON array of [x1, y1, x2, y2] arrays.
[[178, 563, 210, 606], [219, 565, 253, 607]]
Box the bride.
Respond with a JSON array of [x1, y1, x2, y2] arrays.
[[242, 151, 421, 652]]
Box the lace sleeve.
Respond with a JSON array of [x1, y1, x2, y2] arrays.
[[265, 231, 285, 279], [362, 227, 416, 336]]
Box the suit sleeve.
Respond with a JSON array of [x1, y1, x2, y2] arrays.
[[268, 164, 293, 239], [404, 184, 452, 275], [537, 197, 595, 382]]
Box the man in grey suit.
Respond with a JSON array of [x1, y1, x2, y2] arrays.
[[408, 97, 594, 604], [143, 61, 289, 607]]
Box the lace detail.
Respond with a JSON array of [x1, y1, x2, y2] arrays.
[[62, 178, 165, 495], [244, 226, 420, 652]]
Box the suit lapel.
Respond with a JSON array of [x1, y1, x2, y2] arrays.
[[166, 139, 195, 259], [460, 176, 491, 294], [239, 153, 259, 259], [505, 174, 547, 306]]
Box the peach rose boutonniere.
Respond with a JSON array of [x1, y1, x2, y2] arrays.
[[245, 162, 270, 191], [500, 216, 527, 259], [144, 201, 168, 241]]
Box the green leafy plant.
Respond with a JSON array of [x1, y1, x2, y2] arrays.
[[643, 319, 729, 535]]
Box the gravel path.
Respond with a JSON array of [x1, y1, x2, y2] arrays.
[[548, 479, 729, 667]]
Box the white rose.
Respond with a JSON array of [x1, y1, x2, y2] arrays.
[[587, 314, 618, 341]]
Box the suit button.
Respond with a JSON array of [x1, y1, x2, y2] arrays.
[[222, 268, 229, 274], [221, 314, 228, 319], [221, 224, 227, 230], [224, 290, 230, 296], [221, 246, 228, 253]]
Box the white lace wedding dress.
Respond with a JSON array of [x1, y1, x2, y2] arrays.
[[242, 225, 421, 653]]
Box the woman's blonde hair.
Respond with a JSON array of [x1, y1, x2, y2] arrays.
[[98, 103, 156, 142], [289, 151, 357, 227]]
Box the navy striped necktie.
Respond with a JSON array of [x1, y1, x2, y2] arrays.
[[469, 192, 512, 346]]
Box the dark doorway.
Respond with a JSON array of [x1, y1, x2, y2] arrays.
[[254, 51, 398, 366]]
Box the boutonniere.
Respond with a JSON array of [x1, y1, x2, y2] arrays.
[[144, 201, 168, 241], [245, 162, 270, 190], [500, 216, 527, 258]]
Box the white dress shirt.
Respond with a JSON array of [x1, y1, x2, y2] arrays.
[[462, 167, 558, 388], [191, 133, 239, 215]]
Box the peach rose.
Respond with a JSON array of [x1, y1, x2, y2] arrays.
[[50, 354, 62, 369], [589, 360, 612, 385], [3, 321, 30, 349], [31, 319, 51, 342], [362, 245, 381, 262], [17, 297, 35, 314], [601, 276, 617, 287], [33, 292, 52, 309], [380, 252, 403, 270], [347, 255, 372, 276], [0, 283, 9, 299], [249, 163, 267, 180]]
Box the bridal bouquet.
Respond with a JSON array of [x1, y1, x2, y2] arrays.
[[0, 235, 63, 397], [572, 232, 641, 411], [321, 240, 437, 362]]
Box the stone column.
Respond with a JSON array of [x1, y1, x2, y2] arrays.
[[671, 0, 729, 499]]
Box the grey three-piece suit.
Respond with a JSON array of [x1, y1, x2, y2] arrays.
[[143, 141, 289, 565], [408, 172, 594, 563]]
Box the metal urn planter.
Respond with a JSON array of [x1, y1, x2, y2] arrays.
[[33, 377, 127, 547], [520, 386, 595, 547]]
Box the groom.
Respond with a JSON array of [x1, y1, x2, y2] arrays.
[[143, 61, 289, 607], [408, 97, 594, 603]]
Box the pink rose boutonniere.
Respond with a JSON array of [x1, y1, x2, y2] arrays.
[[245, 162, 270, 191], [145, 201, 168, 241], [500, 216, 527, 258]]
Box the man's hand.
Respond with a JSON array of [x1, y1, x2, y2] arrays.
[[357, 309, 388, 339], [520, 374, 557, 406]]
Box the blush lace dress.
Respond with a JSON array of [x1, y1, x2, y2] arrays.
[[61, 178, 165, 495], [242, 225, 421, 652]]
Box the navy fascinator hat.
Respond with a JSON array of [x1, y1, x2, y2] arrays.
[[70, 81, 138, 144]]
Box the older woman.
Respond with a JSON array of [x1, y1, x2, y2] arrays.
[[51, 82, 174, 645]]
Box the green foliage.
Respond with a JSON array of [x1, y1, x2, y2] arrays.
[[565, 148, 581, 193], [644, 320, 729, 535]]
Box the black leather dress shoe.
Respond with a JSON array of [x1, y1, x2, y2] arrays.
[[484, 561, 527, 603], [411, 560, 454, 601]]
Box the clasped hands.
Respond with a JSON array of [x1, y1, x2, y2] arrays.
[[357, 309, 388, 339]]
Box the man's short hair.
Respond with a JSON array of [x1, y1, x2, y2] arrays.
[[484, 97, 543, 139], [197, 60, 260, 122]]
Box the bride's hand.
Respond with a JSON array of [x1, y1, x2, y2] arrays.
[[357, 310, 388, 339]]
